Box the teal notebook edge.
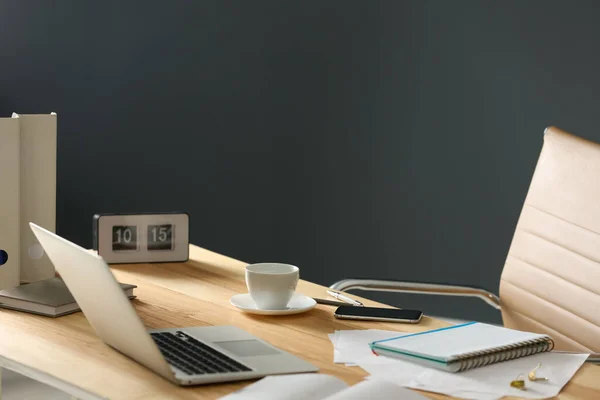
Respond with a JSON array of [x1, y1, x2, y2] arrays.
[[369, 321, 479, 365]]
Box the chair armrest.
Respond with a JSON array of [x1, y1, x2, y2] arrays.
[[329, 278, 501, 310]]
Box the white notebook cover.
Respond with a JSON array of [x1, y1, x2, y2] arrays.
[[370, 322, 552, 372], [373, 322, 549, 361]]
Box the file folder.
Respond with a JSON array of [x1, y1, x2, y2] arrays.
[[12, 113, 57, 283], [0, 118, 21, 289]]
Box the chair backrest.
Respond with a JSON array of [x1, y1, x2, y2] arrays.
[[499, 126, 600, 353]]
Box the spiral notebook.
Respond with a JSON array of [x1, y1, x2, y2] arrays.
[[370, 322, 555, 372]]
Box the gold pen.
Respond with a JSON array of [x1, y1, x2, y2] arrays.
[[326, 290, 364, 307]]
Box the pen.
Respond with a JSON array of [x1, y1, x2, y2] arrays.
[[313, 298, 349, 307], [326, 290, 364, 307]]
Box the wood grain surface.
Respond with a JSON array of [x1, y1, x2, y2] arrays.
[[0, 245, 597, 399]]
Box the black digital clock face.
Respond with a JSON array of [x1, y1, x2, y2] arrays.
[[147, 224, 173, 251], [112, 225, 138, 251]]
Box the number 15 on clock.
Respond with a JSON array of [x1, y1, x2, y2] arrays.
[[148, 224, 173, 251]]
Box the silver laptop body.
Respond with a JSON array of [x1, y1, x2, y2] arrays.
[[30, 223, 317, 386]]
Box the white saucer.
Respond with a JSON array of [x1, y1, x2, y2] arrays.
[[230, 293, 316, 315]]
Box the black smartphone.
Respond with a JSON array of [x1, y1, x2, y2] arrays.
[[334, 306, 423, 323]]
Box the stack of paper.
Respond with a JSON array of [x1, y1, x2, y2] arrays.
[[328, 329, 588, 400]]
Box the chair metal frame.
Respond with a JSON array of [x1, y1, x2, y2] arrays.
[[329, 279, 501, 310]]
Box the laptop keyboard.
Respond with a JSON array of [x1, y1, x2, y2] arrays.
[[150, 331, 252, 375]]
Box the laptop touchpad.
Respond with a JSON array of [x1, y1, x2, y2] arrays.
[[214, 340, 280, 357]]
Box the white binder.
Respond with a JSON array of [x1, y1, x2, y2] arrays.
[[12, 113, 57, 283], [0, 118, 21, 290]]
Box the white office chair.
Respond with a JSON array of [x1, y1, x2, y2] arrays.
[[330, 127, 600, 355]]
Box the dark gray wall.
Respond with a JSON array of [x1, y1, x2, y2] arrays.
[[2, 0, 600, 323]]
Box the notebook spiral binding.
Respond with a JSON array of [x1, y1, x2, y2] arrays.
[[452, 336, 555, 372]]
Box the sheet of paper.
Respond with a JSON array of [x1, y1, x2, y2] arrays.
[[362, 363, 500, 400], [328, 332, 355, 365], [327, 333, 341, 363], [360, 352, 589, 400], [325, 379, 428, 400], [328, 329, 406, 365], [327, 333, 337, 346], [361, 359, 431, 388], [219, 373, 348, 400]]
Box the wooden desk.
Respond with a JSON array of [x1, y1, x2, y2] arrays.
[[0, 245, 598, 399]]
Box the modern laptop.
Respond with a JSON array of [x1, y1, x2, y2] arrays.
[[29, 223, 317, 386]]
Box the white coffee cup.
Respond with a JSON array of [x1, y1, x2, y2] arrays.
[[245, 263, 299, 310]]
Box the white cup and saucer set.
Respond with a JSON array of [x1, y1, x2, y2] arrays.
[[230, 263, 316, 315]]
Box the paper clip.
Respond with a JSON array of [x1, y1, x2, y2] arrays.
[[528, 363, 548, 381], [510, 374, 527, 390]]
